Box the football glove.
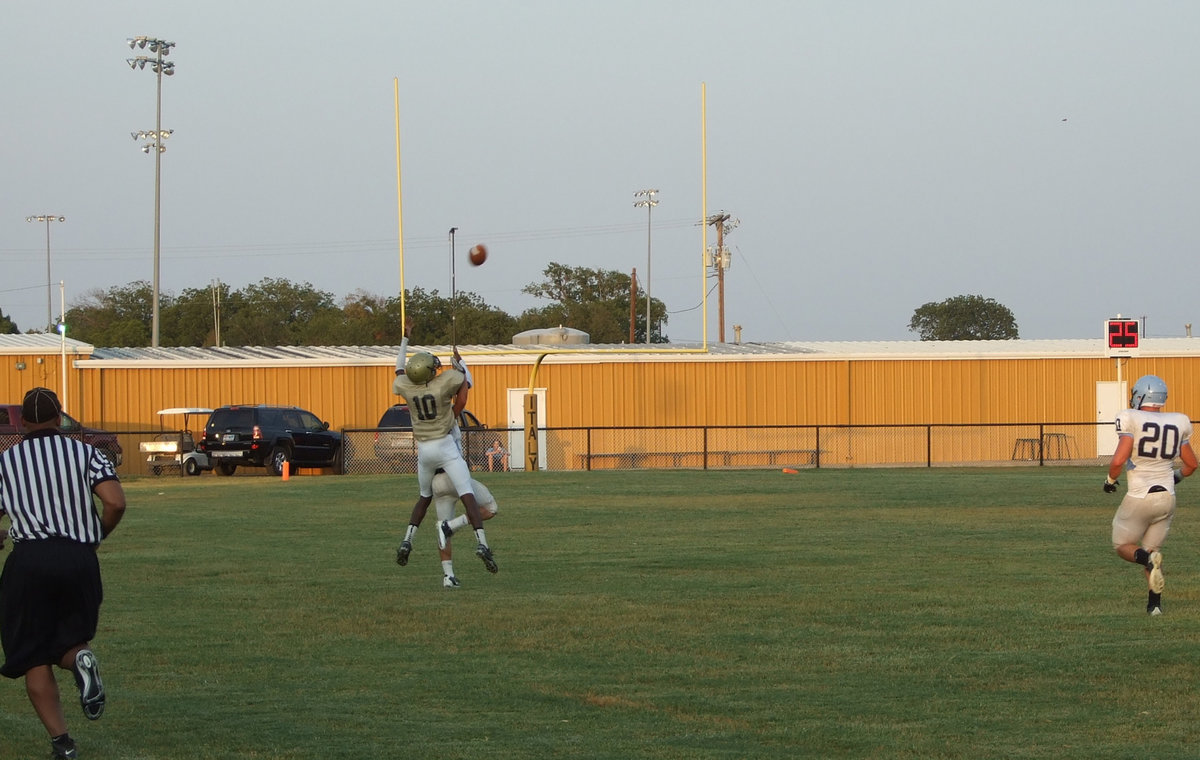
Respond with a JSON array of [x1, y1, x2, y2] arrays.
[[1174, 469, 1184, 484], [1103, 477, 1118, 493]]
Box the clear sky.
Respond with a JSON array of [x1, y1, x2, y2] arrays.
[[4, 1, 1199, 343]]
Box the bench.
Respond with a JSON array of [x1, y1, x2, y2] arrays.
[[577, 449, 823, 470], [1011, 433, 1076, 461]]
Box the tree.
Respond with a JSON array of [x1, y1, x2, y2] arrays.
[[521, 263, 668, 343], [161, 283, 227, 347], [221, 278, 342, 346], [66, 282, 158, 346], [0, 308, 19, 335], [398, 287, 517, 345], [908, 295, 1019, 341]]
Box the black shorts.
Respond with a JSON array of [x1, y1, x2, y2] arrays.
[[0, 538, 102, 678]]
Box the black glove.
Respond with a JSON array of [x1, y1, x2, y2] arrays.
[[1174, 469, 1184, 484], [1103, 478, 1118, 493]]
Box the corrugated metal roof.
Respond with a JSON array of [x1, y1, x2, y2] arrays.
[[77, 336, 1200, 366], [0, 334, 93, 354]]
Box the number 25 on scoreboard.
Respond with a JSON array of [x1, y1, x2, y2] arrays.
[[1106, 318, 1139, 356]]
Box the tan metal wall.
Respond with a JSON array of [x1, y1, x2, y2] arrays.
[[48, 353, 1200, 433]]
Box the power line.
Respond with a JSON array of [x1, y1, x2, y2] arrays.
[[0, 217, 701, 263]]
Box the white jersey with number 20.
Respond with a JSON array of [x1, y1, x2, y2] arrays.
[[1114, 408, 1193, 498]]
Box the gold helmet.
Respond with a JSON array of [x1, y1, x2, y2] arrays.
[[405, 352, 441, 384]]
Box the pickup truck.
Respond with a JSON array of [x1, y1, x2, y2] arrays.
[[0, 404, 123, 466]]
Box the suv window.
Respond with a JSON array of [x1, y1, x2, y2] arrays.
[[297, 411, 324, 431], [379, 406, 413, 428], [208, 408, 255, 430]]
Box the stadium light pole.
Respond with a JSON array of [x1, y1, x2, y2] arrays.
[[127, 35, 175, 347], [633, 189, 659, 344], [25, 214, 66, 332]]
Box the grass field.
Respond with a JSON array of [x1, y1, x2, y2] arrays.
[[1, 467, 1198, 759]]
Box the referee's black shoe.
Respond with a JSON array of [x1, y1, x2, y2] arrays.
[[50, 733, 77, 759], [74, 649, 105, 721]]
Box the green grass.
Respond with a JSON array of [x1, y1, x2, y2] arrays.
[[2, 468, 1198, 759]]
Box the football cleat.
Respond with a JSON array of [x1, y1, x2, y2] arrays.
[[476, 544, 498, 573], [74, 649, 105, 721], [396, 540, 412, 566], [1148, 604, 1163, 616], [50, 734, 77, 759], [443, 574, 461, 589], [1149, 551, 1165, 594], [436, 520, 453, 551]]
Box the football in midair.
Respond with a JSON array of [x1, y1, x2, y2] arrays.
[[469, 244, 488, 266]]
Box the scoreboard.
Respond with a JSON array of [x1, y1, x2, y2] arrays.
[[1106, 318, 1140, 357]]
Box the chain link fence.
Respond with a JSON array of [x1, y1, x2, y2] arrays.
[[332, 421, 1111, 475]]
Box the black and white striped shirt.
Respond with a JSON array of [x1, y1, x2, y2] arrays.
[[0, 429, 118, 545]]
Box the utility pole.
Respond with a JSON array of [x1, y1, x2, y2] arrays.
[[706, 212, 738, 342]]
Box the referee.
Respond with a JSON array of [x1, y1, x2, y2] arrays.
[[0, 387, 126, 760]]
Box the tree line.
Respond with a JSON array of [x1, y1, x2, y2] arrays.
[[28, 263, 671, 348], [0, 267, 1017, 346]]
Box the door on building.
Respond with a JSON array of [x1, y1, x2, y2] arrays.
[[1095, 381, 1126, 457], [506, 388, 547, 471]]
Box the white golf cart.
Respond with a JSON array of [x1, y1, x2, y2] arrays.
[[140, 408, 214, 476]]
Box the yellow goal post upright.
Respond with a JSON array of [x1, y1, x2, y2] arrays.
[[394, 77, 407, 327]]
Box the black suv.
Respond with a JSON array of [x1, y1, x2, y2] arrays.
[[374, 404, 489, 471], [199, 405, 342, 476]]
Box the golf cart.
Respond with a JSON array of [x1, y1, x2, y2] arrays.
[[140, 408, 214, 476]]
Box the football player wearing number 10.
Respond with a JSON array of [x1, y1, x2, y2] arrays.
[[391, 319, 496, 576], [1105, 374, 1197, 616]]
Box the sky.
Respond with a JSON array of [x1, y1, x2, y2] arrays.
[[4, 1, 1200, 343]]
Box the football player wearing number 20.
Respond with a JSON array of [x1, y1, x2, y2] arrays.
[[1105, 375, 1198, 616]]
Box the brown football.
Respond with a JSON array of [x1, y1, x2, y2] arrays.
[[469, 244, 488, 266]]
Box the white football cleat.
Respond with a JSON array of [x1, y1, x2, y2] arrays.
[[436, 520, 453, 551], [443, 575, 461, 589], [1149, 551, 1165, 594]]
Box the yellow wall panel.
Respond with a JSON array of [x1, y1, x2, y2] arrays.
[[19, 350, 1200, 437]]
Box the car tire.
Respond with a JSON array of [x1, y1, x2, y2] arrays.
[[184, 458, 200, 476], [268, 445, 291, 477], [216, 462, 237, 477]]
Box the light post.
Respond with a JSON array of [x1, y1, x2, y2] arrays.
[[127, 35, 175, 347], [25, 214, 65, 332], [633, 189, 659, 344]]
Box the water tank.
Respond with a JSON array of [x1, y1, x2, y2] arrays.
[[512, 326, 590, 345]]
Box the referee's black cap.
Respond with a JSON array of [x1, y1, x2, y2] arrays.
[[22, 387, 62, 424]]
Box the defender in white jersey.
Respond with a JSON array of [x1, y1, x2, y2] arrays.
[[431, 471, 498, 588], [391, 319, 496, 575], [1105, 375, 1197, 615]]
